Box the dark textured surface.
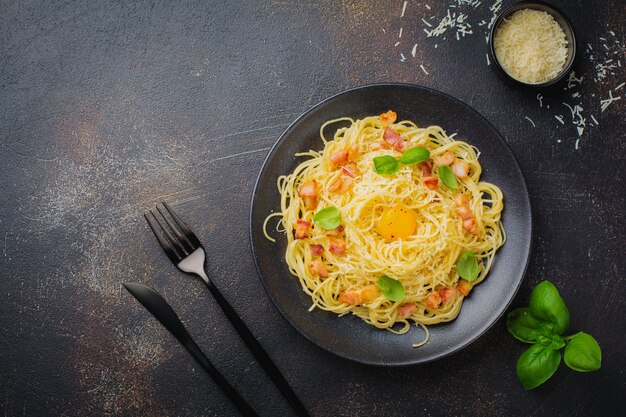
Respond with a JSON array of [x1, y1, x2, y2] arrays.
[[0, 1, 624, 416]]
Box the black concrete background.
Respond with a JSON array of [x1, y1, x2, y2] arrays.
[[1, 1, 624, 416]]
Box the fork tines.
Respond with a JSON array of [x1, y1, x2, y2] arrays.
[[144, 202, 202, 264]]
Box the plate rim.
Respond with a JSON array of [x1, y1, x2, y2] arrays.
[[249, 82, 532, 366]]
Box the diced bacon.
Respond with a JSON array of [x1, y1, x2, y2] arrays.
[[423, 176, 439, 190], [298, 180, 317, 197], [324, 225, 344, 237], [463, 218, 478, 235], [309, 244, 324, 256], [308, 259, 328, 278], [360, 284, 380, 303], [398, 303, 417, 318], [427, 292, 442, 309], [329, 150, 349, 167], [370, 140, 388, 151], [419, 160, 433, 176], [294, 220, 311, 239], [328, 177, 353, 194], [438, 287, 456, 305], [394, 139, 408, 152], [339, 284, 380, 305], [298, 181, 318, 210], [341, 162, 359, 178], [452, 159, 470, 179], [329, 237, 346, 255], [456, 279, 472, 296], [383, 127, 402, 146], [454, 193, 479, 236], [437, 151, 455, 166], [379, 110, 397, 126]]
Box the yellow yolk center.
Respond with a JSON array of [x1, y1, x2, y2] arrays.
[[375, 205, 417, 240]]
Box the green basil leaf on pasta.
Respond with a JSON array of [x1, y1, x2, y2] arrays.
[[564, 332, 601, 372], [399, 147, 430, 165], [439, 165, 458, 189], [377, 275, 405, 302], [457, 252, 479, 282], [516, 343, 562, 390], [373, 155, 400, 175], [529, 281, 570, 335], [313, 206, 341, 230]]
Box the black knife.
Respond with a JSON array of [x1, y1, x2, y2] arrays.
[[123, 282, 259, 417]]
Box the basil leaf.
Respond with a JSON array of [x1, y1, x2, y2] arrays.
[[457, 252, 479, 282], [373, 155, 400, 175], [564, 332, 601, 372], [506, 307, 547, 344], [516, 343, 562, 390], [377, 275, 405, 302], [529, 281, 570, 335], [439, 165, 458, 189], [399, 147, 430, 165], [312, 206, 341, 230], [537, 334, 566, 350]]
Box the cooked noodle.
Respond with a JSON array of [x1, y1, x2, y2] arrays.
[[264, 112, 505, 344]]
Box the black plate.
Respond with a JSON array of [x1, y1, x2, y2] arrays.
[[250, 84, 531, 366]]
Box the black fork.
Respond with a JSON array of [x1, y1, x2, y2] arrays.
[[145, 202, 310, 417]]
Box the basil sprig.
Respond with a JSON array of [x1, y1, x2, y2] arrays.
[[457, 252, 479, 282], [376, 275, 405, 302], [399, 147, 430, 165], [373, 147, 430, 175], [373, 155, 399, 175], [438, 165, 458, 189], [312, 206, 341, 230], [506, 281, 602, 390]]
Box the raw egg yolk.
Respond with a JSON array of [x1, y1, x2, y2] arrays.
[[375, 206, 417, 240]]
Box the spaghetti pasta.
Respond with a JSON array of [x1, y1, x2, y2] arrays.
[[264, 111, 505, 345]]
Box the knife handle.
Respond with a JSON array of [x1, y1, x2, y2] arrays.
[[183, 339, 259, 417], [204, 279, 311, 417]]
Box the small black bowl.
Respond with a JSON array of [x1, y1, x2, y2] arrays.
[[489, 1, 576, 88]]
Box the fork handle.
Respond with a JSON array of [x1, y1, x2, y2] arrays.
[[204, 279, 311, 417]]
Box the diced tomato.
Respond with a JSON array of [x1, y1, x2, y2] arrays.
[[329, 150, 349, 167], [438, 287, 456, 305], [329, 237, 346, 255], [309, 244, 324, 256], [398, 302, 417, 318], [294, 219, 311, 239], [423, 176, 439, 190], [427, 292, 442, 309], [456, 279, 472, 296], [308, 259, 328, 278]]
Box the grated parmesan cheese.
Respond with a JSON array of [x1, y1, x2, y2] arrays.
[[493, 9, 568, 84]]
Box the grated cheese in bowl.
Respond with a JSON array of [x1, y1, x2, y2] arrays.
[[493, 9, 568, 85]]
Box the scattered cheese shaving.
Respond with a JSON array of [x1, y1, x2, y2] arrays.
[[525, 116, 536, 127], [420, 64, 429, 75], [600, 90, 621, 112], [401, 1, 407, 18]]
